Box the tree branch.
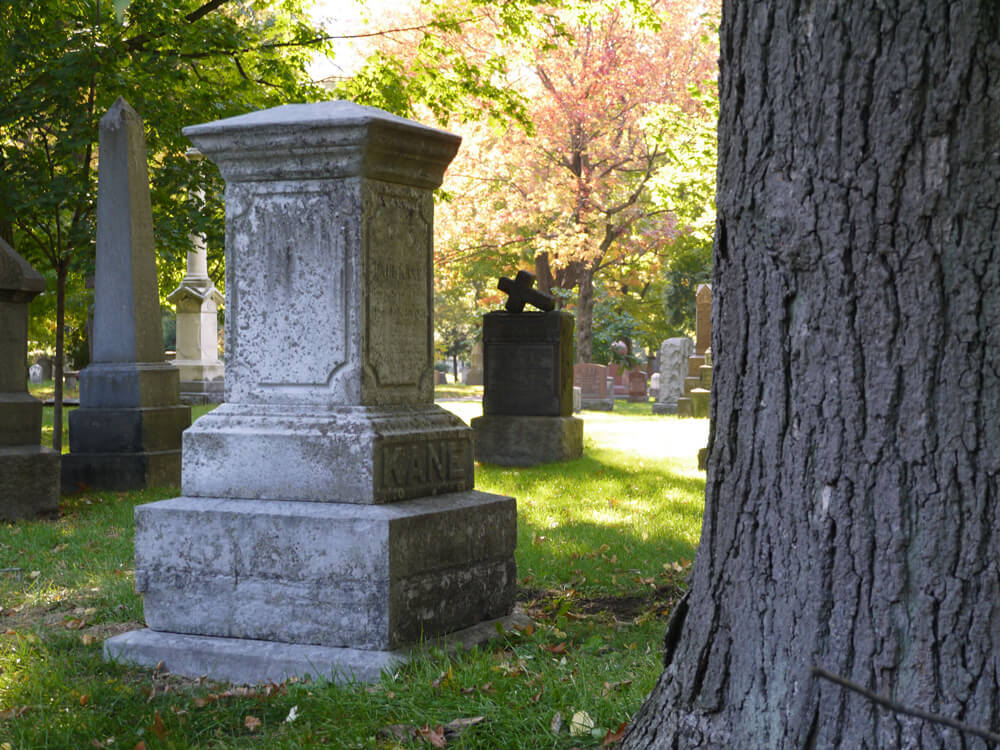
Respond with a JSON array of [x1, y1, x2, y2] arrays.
[[811, 668, 1000, 745]]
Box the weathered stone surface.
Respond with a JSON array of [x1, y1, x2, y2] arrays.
[[64, 99, 190, 491], [694, 283, 712, 355], [471, 415, 583, 466], [463, 341, 483, 385], [182, 404, 473, 503], [105, 610, 530, 685], [573, 386, 582, 413], [481, 311, 574, 417], [133, 491, 516, 650], [0, 239, 59, 520], [652, 337, 694, 415], [574, 363, 614, 411]]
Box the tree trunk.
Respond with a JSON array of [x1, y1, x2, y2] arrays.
[[576, 266, 595, 362], [624, 2, 999, 748], [452, 353, 458, 381], [52, 262, 67, 453]]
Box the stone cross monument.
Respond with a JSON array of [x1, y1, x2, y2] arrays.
[[167, 149, 224, 404], [0, 239, 60, 520], [104, 102, 519, 684], [62, 98, 191, 492]]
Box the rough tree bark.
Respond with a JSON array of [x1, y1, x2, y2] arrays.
[[623, 2, 999, 748]]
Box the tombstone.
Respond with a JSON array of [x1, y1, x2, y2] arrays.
[[167, 149, 224, 404], [627, 370, 648, 402], [608, 363, 628, 398], [572, 386, 582, 413], [33, 356, 52, 381], [573, 363, 613, 411], [472, 272, 582, 466], [463, 340, 483, 385], [652, 337, 694, 414], [434, 371, 447, 385], [61, 99, 191, 492], [649, 372, 661, 399], [677, 285, 713, 417], [0, 239, 60, 521], [695, 283, 712, 355], [28, 364, 43, 385], [103, 101, 519, 685]]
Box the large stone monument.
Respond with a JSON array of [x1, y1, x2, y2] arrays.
[[472, 272, 582, 466], [167, 149, 224, 404], [652, 337, 694, 414], [103, 101, 518, 684], [0, 239, 60, 520], [62, 99, 191, 492]]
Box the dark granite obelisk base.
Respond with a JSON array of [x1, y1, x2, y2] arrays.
[[62, 99, 190, 492], [472, 310, 583, 465]]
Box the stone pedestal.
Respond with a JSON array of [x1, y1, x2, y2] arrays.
[[63, 99, 191, 492], [0, 239, 59, 520], [168, 154, 225, 404], [105, 101, 517, 684], [472, 310, 582, 465]]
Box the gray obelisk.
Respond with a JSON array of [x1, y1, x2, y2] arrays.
[[0, 239, 60, 519], [61, 98, 191, 492]]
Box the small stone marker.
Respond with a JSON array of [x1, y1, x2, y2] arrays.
[[62, 98, 191, 492], [627, 370, 648, 402], [497, 270, 555, 313], [28, 363, 42, 385], [167, 149, 224, 404], [104, 101, 519, 685], [471, 280, 582, 465], [573, 363, 614, 411], [649, 372, 661, 399], [0, 239, 60, 521], [652, 337, 693, 414], [463, 340, 484, 385]]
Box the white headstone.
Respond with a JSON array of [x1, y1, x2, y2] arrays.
[[652, 337, 694, 414], [28, 363, 43, 384]]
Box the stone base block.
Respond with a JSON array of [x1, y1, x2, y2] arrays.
[[651, 401, 678, 415], [676, 398, 694, 417], [683, 376, 702, 396], [172, 360, 224, 385], [0, 393, 43, 447], [105, 610, 529, 685], [133, 492, 516, 650], [687, 354, 706, 377], [68, 405, 191, 453], [0, 446, 60, 521], [182, 404, 474, 503], [79, 362, 185, 408], [471, 415, 583, 466], [61, 449, 182, 493], [580, 398, 614, 411], [691, 388, 710, 418], [178, 378, 224, 405]]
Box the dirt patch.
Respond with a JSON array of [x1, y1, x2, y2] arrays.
[[517, 583, 685, 623]]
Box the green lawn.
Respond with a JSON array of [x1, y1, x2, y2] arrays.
[[4, 401, 707, 749]]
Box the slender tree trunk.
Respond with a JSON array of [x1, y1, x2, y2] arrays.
[[52, 262, 67, 453], [576, 266, 595, 362], [624, 2, 999, 747], [452, 353, 458, 381]]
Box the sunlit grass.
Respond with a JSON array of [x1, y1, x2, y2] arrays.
[[2, 400, 709, 748]]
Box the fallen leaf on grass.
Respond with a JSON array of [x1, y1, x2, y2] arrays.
[[152, 711, 167, 741], [0, 706, 29, 719], [569, 711, 595, 737], [543, 642, 567, 655], [550, 711, 563, 733], [416, 724, 446, 748], [601, 721, 628, 747], [244, 715, 262, 732], [81, 633, 97, 646], [285, 705, 299, 723], [601, 679, 633, 696], [132, 742, 147, 750]]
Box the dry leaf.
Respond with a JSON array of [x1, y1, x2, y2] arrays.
[[444, 716, 486, 737], [416, 724, 447, 748], [601, 721, 628, 747], [544, 643, 567, 654], [79, 694, 90, 706], [285, 705, 299, 723], [132, 742, 147, 750], [569, 711, 595, 737], [0, 706, 28, 719], [152, 711, 167, 741], [28, 570, 40, 580], [550, 711, 563, 734], [81, 633, 97, 646], [244, 715, 262, 732], [530, 689, 543, 704]]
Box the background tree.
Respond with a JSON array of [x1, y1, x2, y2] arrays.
[[624, 1, 999, 747], [0, 0, 328, 449]]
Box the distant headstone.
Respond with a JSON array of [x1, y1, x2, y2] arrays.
[[0, 238, 60, 520], [627, 370, 648, 402], [167, 149, 224, 404], [652, 337, 693, 415], [695, 283, 712, 355], [463, 340, 483, 385], [472, 307, 582, 465], [33, 356, 52, 382], [28, 364, 43, 385], [649, 372, 661, 399], [104, 101, 519, 685], [572, 386, 582, 413], [61, 98, 191, 492], [573, 363, 613, 411]]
